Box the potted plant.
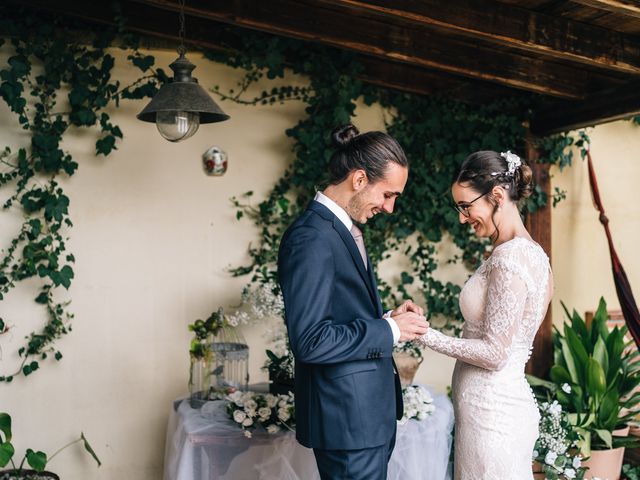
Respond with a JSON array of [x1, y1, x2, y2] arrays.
[[532, 297, 640, 480], [392, 341, 424, 386], [0, 412, 101, 480]]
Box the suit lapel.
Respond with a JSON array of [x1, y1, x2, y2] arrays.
[[308, 201, 379, 308], [366, 258, 384, 318]]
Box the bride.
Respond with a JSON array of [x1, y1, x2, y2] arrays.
[[418, 150, 553, 479]]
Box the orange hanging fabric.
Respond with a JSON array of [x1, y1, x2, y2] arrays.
[[587, 150, 640, 348]]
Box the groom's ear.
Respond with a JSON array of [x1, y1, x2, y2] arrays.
[[351, 169, 369, 191]]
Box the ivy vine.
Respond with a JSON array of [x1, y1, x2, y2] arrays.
[[206, 26, 586, 334], [0, 5, 165, 382]]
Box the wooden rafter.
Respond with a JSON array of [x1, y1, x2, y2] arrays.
[[322, 0, 640, 75], [572, 0, 640, 19], [531, 79, 640, 135], [126, 0, 625, 99]]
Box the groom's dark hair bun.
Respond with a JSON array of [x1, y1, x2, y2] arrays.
[[327, 123, 408, 185], [331, 124, 360, 148]]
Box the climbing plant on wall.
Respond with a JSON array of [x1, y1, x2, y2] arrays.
[[206, 26, 585, 334], [0, 5, 165, 382]]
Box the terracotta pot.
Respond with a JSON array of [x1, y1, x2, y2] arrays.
[[582, 426, 630, 480], [532, 460, 545, 479], [0, 470, 60, 480], [393, 352, 423, 386]]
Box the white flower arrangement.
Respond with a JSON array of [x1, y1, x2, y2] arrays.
[[533, 400, 585, 480], [226, 280, 285, 327], [225, 390, 295, 438], [398, 385, 435, 424]]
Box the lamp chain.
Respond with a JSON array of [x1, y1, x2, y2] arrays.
[[178, 0, 186, 55]]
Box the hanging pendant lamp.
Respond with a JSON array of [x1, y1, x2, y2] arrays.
[[137, 0, 229, 142]]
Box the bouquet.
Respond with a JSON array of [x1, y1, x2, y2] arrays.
[[399, 385, 435, 424], [533, 399, 585, 480], [226, 390, 295, 438]]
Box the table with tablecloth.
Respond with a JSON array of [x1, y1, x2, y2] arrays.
[[163, 386, 453, 480]]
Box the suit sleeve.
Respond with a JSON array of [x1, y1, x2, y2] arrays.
[[278, 225, 393, 364]]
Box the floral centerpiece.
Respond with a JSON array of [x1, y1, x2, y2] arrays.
[[398, 385, 435, 425], [225, 390, 295, 438], [533, 399, 586, 480]]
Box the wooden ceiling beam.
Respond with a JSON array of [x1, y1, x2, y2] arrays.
[[571, 0, 640, 19], [530, 80, 640, 135], [123, 0, 626, 99], [13, 0, 518, 104], [323, 0, 640, 75]]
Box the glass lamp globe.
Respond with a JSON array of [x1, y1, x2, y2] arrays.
[[156, 111, 200, 142]]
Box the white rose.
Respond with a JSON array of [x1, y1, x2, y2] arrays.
[[564, 468, 576, 479], [227, 391, 243, 405], [278, 408, 291, 422], [266, 424, 280, 434], [258, 407, 271, 420], [544, 451, 558, 466], [244, 430, 252, 438], [548, 401, 562, 416], [561, 383, 572, 394], [245, 399, 258, 410], [242, 417, 254, 427], [266, 395, 278, 408], [278, 399, 288, 408], [233, 410, 247, 424], [245, 408, 256, 418], [532, 450, 539, 459], [572, 456, 582, 468]]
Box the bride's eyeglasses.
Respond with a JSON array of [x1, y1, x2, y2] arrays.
[[452, 192, 487, 217]]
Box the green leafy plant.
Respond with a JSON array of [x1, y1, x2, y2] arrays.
[[623, 463, 640, 480], [537, 297, 640, 454], [0, 5, 165, 382], [0, 412, 100, 478], [187, 308, 230, 360]]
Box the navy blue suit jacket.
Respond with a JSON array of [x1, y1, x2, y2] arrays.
[[278, 200, 403, 450]]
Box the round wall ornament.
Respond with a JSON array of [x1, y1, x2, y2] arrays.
[[202, 146, 228, 176]]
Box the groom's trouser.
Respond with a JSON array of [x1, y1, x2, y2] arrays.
[[313, 430, 396, 480]]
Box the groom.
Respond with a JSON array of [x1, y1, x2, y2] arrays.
[[278, 125, 428, 480]]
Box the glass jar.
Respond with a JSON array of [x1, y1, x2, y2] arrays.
[[189, 353, 213, 408]]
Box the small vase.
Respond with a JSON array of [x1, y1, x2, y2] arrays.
[[392, 352, 423, 386], [582, 425, 630, 480]]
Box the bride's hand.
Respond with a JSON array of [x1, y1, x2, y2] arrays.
[[391, 300, 424, 317]]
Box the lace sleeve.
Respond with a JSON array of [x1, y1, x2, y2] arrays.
[[418, 258, 527, 371]]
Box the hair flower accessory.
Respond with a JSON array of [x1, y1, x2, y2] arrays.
[[495, 150, 521, 176]]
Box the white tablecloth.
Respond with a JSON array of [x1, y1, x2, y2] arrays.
[[163, 387, 453, 480]]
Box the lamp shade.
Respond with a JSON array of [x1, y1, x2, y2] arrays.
[[137, 54, 229, 124]]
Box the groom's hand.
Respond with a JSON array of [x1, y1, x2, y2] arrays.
[[391, 300, 424, 317], [393, 312, 429, 342]]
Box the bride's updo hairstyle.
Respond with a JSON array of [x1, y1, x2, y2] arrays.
[[456, 150, 534, 242], [456, 150, 534, 205], [327, 124, 408, 185]]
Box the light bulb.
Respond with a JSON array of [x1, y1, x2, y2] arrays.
[[156, 111, 200, 142]]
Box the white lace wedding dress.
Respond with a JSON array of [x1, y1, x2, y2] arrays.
[[419, 237, 552, 480]]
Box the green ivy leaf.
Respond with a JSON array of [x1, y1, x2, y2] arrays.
[[26, 448, 47, 472]]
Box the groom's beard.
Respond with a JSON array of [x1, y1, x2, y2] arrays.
[[346, 187, 372, 224]]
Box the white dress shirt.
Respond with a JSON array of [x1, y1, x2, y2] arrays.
[[314, 192, 400, 344]]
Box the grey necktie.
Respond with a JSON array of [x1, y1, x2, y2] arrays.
[[350, 224, 368, 270]]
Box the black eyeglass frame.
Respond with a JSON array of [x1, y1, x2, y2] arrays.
[[452, 192, 488, 217]]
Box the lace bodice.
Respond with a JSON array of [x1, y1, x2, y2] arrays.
[[420, 237, 552, 372]]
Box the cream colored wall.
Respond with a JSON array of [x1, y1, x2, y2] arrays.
[[1, 43, 638, 480], [550, 122, 640, 325]]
